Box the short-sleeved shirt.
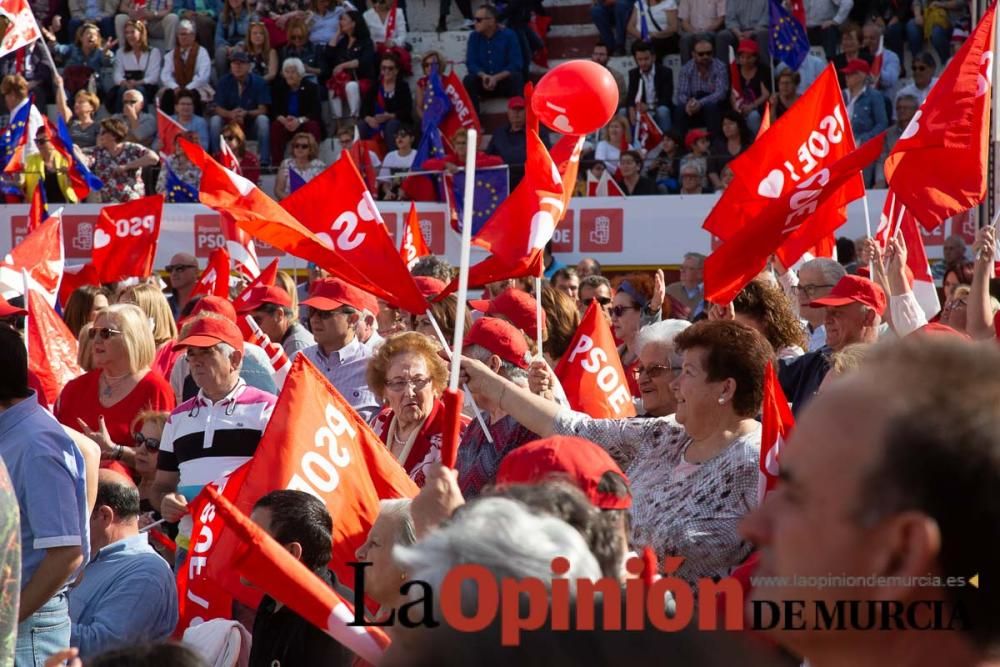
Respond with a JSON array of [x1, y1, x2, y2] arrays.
[[0, 393, 88, 588], [215, 72, 272, 112], [85, 142, 154, 202]]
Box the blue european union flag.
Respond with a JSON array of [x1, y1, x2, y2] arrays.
[[769, 0, 809, 71], [414, 65, 451, 168], [452, 167, 509, 235], [165, 162, 198, 203], [289, 167, 307, 193], [0, 100, 31, 170], [55, 116, 103, 193]]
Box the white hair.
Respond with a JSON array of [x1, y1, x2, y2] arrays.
[[177, 18, 195, 32], [799, 257, 846, 286], [635, 319, 690, 357], [379, 498, 416, 548], [465, 343, 529, 386], [282, 57, 306, 76], [393, 497, 601, 597], [215, 342, 243, 369]]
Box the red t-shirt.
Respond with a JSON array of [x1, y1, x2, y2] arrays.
[[55, 369, 176, 448]]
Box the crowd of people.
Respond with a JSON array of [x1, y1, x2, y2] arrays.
[[1, 0, 974, 205], [0, 222, 998, 665]]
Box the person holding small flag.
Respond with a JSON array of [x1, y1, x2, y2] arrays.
[[861, 20, 900, 94], [165, 89, 210, 149], [217, 122, 260, 183], [237, 284, 315, 359], [155, 131, 202, 200]]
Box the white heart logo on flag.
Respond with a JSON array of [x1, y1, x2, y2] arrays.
[[757, 169, 785, 199], [93, 228, 112, 249]]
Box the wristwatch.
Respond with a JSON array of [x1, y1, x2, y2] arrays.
[[113, 445, 124, 461]]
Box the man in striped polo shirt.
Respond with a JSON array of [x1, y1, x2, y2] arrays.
[[151, 316, 277, 561]]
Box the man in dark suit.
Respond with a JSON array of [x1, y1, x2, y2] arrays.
[[625, 41, 673, 134]]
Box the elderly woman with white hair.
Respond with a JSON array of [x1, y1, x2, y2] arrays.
[[633, 319, 690, 418], [355, 498, 417, 618], [270, 57, 324, 165]]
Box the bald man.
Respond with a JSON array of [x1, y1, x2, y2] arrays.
[[165, 252, 201, 320], [68, 470, 178, 659]]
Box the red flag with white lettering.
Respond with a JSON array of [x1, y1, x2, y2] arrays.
[[0, 0, 42, 58], [554, 301, 636, 419], [92, 194, 163, 283], [760, 361, 793, 501], [884, 4, 995, 230], [439, 68, 482, 141], [204, 485, 390, 663], [399, 202, 430, 269], [26, 287, 82, 406], [205, 355, 418, 605], [189, 247, 230, 299]]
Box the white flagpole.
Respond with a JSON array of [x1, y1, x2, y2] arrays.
[[448, 128, 478, 391], [425, 309, 492, 443], [534, 276, 544, 357]]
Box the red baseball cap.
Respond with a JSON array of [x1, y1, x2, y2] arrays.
[[236, 285, 292, 313], [840, 58, 871, 75], [465, 317, 531, 369], [684, 128, 710, 149], [0, 296, 26, 318], [507, 96, 526, 110], [302, 278, 367, 312], [176, 317, 244, 351], [737, 38, 759, 54], [496, 436, 632, 510], [470, 288, 546, 340], [414, 276, 446, 299], [181, 296, 237, 326], [809, 275, 887, 316]]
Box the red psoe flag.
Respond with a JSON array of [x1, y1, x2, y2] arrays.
[[399, 202, 431, 269], [281, 153, 428, 314], [189, 247, 230, 299], [0, 210, 64, 303], [233, 257, 279, 315], [220, 212, 260, 280], [203, 485, 390, 664], [57, 262, 99, 309], [26, 287, 82, 406], [157, 108, 186, 156], [760, 361, 794, 501], [92, 194, 164, 283], [0, 0, 42, 58], [554, 301, 636, 419], [884, 4, 996, 230]]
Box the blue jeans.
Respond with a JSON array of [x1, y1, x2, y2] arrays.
[[906, 19, 950, 64], [652, 105, 672, 134], [590, 0, 634, 52], [15, 593, 70, 667]]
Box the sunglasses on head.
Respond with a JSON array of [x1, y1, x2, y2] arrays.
[[88, 327, 122, 340], [134, 432, 161, 450]]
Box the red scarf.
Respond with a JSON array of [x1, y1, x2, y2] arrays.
[[384, 0, 398, 43], [372, 400, 470, 487]]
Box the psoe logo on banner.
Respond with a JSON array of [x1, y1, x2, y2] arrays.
[[551, 210, 574, 253], [579, 209, 623, 253], [11, 215, 98, 259]]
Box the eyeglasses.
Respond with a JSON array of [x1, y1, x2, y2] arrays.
[[166, 264, 197, 272], [293, 143, 310, 149], [309, 306, 352, 319], [633, 363, 681, 380], [609, 304, 640, 318], [385, 376, 432, 393], [134, 432, 161, 451], [35, 137, 49, 144], [794, 283, 835, 298], [88, 327, 123, 340], [584, 296, 612, 307]]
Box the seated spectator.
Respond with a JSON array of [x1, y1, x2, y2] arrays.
[[246, 20, 278, 82], [255, 0, 310, 43], [68, 470, 178, 659], [772, 68, 800, 119], [22, 126, 79, 205], [81, 117, 161, 202], [674, 37, 727, 136], [594, 116, 634, 173], [895, 51, 938, 107], [677, 0, 725, 63], [832, 22, 871, 88], [907, 0, 966, 66], [878, 93, 918, 185], [626, 40, 673, 134], [279, 17, 322, 80], [862, 20, 900, 96], [730, 38, 769, 135], [462, 4, 524, 114], [165, 88, 210, 149], [679, 127, 710, 189], [117, 88, 157, 147], [361, 52, 413, 146], [716, 0, 768, 63], [627, 0, 678, 61], [270, 57, 323, 163], [589, 0, 632, 56], [615, 149, 657, 196], [210, 50, 272, 165], [841, 59, 887, 186], [414, 50, 443, 120], [590, 41, 626, 103], [50, 22, 114, 89], [486, 96, 536, 188], [308, 0, 355, 46], [404, 127, 501, 200], [217, 121, 261, 183], [274, 131, 325, 199], [111, 19, 163, 113], [877, 0, 914, 66], [666, 251, 704, 318], [708, 109, 750, 190], [365, 0, 409, 71], [156, 131, 203, 199], [805, 0, 853, 60], [214, 0, 253, 76], [159, 19, 213, 114], [497, 0, 539, 81], [791, 50, 827, 92], [68, 1, 118, 40], [174, 0, 218, 50], [335, 121, 381, 186], [379, 124, 416, 200], [115, 0, 180, 55], [677, 161, 708, 194], [326, 10, 377, 120], [648, 130, 682, 193]]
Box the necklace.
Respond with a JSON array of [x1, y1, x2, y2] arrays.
[[100, 371, 132, 398]]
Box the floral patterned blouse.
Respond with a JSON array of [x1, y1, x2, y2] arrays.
[[553, 409, 762, 585], [85, 142, 151, 203]]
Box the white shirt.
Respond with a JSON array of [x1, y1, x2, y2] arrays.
[[895, 77, 938, 107], [379, 149, 416, 179], [363, 7, 407, 46], [160, 45, 212, 91]]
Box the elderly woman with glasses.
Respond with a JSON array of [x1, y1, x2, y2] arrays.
[[56, 304, 175, 474], [81, 117, 160, 203], [632, 319, 689, 418], [274, 131, 325, 199], [459, 319, 771, 585], [367, 332, 470, 486]]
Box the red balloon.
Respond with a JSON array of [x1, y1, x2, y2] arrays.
[[531, 60, 619, 136]]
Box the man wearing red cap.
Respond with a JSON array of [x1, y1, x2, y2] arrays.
[[469, 287, 546, 344], [238, 285, 315, 359], [455, 317, 539, 498], [152, 315, 277, 563], [299, 279, 379, 421], [626, 41, 674, 135], [779, 275, 886, 413]]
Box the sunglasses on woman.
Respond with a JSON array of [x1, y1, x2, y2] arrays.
[[134, 432, 161, 451], [88, 327, 122, 340], [609, 304, 640, 318], [584, 296, 611, 307]]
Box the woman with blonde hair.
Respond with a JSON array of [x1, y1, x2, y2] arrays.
[[111, 19, 163, 112], [56, 304, 175, 473], [119, 282, 181, 378], [274, 131, 325, 199], [246, 19, 279, 81]]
